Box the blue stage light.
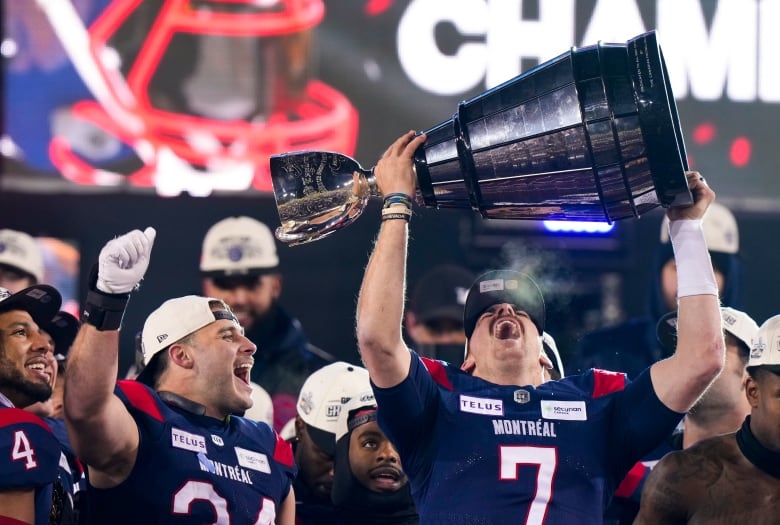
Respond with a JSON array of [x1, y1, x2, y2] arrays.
[[543, 220, 615, 234]]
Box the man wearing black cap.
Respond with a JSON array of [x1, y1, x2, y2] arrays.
[[0, 284, 69, 524], [404, 264, 474, 365], [64, 227, 296, 524], [355, 131, 725, 524]]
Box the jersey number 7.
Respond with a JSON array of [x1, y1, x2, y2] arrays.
[[500, 446, 557, 525]]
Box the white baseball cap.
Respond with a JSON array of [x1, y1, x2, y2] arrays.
[[296, 362, 373, 454], [656, 307, 758, 353], [243, 382, 274, 426], [200, 216, 279, 276], [659, 202, 739, 254], [137, 295, 238, 385], [720, 307, 759, 350], [334, 394, 378, 443], [749, 314, 780, 370], [0, 229, 45, 283]]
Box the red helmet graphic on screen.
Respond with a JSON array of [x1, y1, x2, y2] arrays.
[[45, 0, 358, 195]]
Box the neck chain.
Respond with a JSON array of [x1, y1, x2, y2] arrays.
[[736, 416, 780, 479]]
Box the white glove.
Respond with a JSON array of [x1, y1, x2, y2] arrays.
[[96, 227, 157, 294]]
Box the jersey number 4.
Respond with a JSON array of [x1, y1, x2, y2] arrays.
[[173, 480, 276, 524], [12, 430, 38, 470], [499, 446, 557, 525]]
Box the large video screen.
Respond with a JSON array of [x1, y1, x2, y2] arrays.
[[3, 0, 778, 208]]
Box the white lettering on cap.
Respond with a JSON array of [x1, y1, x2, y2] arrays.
[[479, 279, 505, 293]]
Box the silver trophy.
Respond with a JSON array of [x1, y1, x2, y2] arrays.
[[270, 30, 690, 246]]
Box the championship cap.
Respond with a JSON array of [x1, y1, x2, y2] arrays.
[[296, 361, 373, 456], [659, 201, 739, 254], [409, 264, 474, 324], [243, 382, 274, 426], [42, 311, 80, 363], [748, 314, 780, 372], [334, 395, 378, 443], [0, 229, 45, 283], [200, 216, 279, 276], [656, 307, 758, 353], [137, 295, 239, 385], [463, 270, 545, 338], [0, 285, 62, 328]]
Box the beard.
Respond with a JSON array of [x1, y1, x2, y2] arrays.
[[0, 357, 53, 408]]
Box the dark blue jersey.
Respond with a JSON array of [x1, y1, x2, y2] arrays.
[[0, 407, 61, 525], [84, 380, 296, 525], [373, 353, 683, 525], [605, 430, 682, 525]]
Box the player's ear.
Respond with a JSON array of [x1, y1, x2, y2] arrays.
[[539, 348, 553, 371], [169, 343, 194, 369], [745, 375, 760, 408], [460, 354, 476, 374]]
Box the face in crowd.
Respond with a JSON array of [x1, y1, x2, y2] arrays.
[[348, 417, 408, 493], [202, 274, 281, 330], [0, 309, 57, 408]]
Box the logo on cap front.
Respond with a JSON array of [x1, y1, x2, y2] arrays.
[[751, 339, 766, 360], [479, 279, 505, 293], [228, 245, 245, 262], [299, 391, 314, 415]]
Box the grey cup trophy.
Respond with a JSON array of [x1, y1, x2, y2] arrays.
[[270, 30, 690, 246]]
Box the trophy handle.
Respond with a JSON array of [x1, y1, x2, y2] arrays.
[[270, 151, 381, 245]]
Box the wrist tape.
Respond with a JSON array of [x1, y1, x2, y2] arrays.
[[82, 264, 130, 331], [669, 219, 719, 298]]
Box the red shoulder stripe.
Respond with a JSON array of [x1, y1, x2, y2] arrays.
[[272, 430, 294, 467], [614, 461, 649, 498], [0, 516, 33, 525], [421, 357, 454, 391], [0, 408, 52, 432], [591, 369, 626, 398], [117, 380, 164, 422]]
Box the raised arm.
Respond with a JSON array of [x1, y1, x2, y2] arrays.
[[64, 227, 156, 487], [650, 172, 724, 412], [356, 131, 427, 388]]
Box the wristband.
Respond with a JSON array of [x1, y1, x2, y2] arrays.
[[668, 219, 719, 298], [381, 213, 411, 222], [381, 205, 412, 220], [382, 193, 413, 209], [81, 264, 131, 331]]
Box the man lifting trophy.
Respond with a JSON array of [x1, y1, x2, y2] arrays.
[[269, 30, 690, 246]]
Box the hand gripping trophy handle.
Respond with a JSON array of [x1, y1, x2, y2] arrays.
[[269, 30, 691, 246]]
